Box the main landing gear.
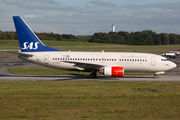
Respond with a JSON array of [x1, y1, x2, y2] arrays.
[[89, 71, 97, 79]]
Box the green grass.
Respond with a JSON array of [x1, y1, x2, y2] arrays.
[[1, 40, 180, 53], [0, 40, 113, 48], [0, 81, 180, 119], [42, 40, 112, 46]]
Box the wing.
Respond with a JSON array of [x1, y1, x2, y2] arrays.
[[63, 61, 106, 70]]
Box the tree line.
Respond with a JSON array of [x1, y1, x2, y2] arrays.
[[0, 30, 180, 45], [0, 31, 90, 42], [89, 30, 180, 45]]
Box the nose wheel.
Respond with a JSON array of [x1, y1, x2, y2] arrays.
[[154, 74, 158, 79], [89, 71, 97, 79]]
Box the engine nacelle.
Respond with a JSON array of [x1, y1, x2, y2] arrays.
[[103, 66, 124, 77]]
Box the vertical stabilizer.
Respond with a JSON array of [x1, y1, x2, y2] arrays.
[[13, 16, 60, 52]]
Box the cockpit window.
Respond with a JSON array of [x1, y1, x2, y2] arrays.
[[161, 59, 168, 61]]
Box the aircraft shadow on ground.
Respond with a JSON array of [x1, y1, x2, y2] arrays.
[[0, 74, 154, 81]]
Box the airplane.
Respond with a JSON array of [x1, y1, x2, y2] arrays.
[[10, 16, 177, 79]]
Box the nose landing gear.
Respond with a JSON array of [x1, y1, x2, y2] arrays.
[[153, 74, 158, 79], [153, 72, 165, 79]]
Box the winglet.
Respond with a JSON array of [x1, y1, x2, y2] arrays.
[[13, 16, 60, 52]]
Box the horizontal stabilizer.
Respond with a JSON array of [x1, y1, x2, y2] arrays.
[[4, 50, 33, 57]]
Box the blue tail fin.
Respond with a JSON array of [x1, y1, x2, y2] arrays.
[[13, 16, 60, 52]]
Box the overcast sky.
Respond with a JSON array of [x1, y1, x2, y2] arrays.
[[0, 0, 180, 35]]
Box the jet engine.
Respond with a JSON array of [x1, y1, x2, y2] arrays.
[[100, 66, 124, 77]]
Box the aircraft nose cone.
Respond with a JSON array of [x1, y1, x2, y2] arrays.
[[170, 62, 177, 69], [173, 62, 177, 68]]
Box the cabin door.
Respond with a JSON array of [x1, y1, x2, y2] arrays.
[[151, 56, 156, 66], [44, 55, 49, 64]]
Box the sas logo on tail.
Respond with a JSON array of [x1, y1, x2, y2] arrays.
[[21, 42, 39, 50]]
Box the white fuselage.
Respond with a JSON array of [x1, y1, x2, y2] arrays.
[[19, 51, 176, 73], [12, 16, 177, 78]]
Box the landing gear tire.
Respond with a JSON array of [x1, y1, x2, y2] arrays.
[[154, 74, 158, 79], [89, 72, 97, 79]]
